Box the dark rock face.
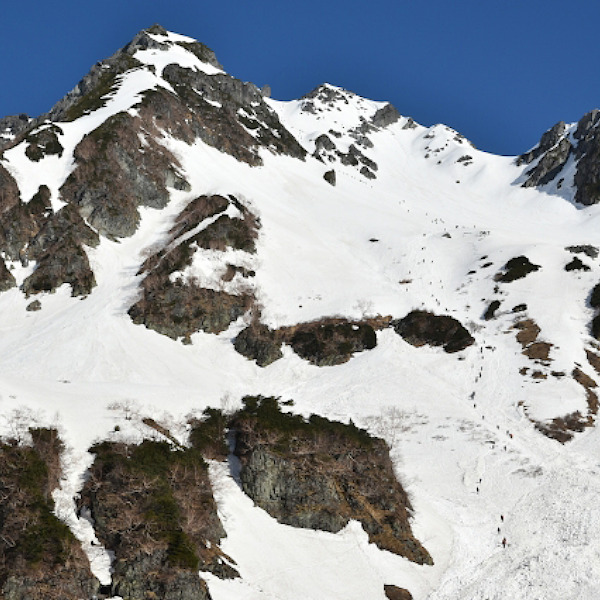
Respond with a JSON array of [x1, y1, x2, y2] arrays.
[[240, 448, 347, 530], [22, 205, 99, 297], [156, 63, 306, 164], [522, 137, 571, 188], [129, 194, 256, 339], [0, 163, 21, 213], [0, 429, 99, 600], [286, 319, 377, 366], [0, 168, 49, 264], [233, 323, 283, 367], [0, 170, 98, 297], [393, 310, 474, 353], [494, 256, 540, 283], [129, 282, 250, 339], [232, 397, 432, 565], [60, 111, 188, 238], [80, 438, 235, 599], [517, 121, 567, 166], [519, 111, 600, 206], [572, 110, 600, 205], [110, 552, 211, 600]]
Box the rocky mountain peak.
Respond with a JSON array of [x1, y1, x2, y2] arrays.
[[517, 107, 600, 205]]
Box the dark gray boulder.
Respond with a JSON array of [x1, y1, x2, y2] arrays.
[[323, 169, 336, 185]]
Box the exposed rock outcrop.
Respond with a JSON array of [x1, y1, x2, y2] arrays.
[[285, 319, 377, 366], [0, 429, 99, 600], [24, 125, 64, 162], [521, 137, 571, 188], [233, 322, 283, 367], [22, 205, 99, 297], [494, 256, 540, 283], [79, 438, 236, 599], [234, 316, 387, 367], [129, 194, 256, 339], [60, 111, 189, 238], [393, 310, 474, 353], [157, 64, 306, 164], [232, 396, 432, 565], [517, 121, 567, 166]]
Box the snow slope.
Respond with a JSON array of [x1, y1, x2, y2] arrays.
[[1, 27, 600, 600]]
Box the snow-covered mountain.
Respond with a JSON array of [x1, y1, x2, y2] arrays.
[[2, 24, 600, 600]]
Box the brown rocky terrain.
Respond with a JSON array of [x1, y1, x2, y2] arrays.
[[128, 194, 256, 339]]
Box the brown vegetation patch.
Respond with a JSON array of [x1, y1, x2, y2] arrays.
[[513, 319, 540, 347], [79, 438, 236, 598], [384, 585, 413, 600], [523, 342, 553, 361], [0, 429, 98, 599], [573, 367, 599, 416], [535, 412, 590, 443], [232, 396, 432, 565]]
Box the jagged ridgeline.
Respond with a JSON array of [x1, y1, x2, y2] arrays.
[[0, 24, 305, 299], [0, 400, 430, 599]]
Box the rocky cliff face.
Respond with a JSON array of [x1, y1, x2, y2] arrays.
[[519, 109, 600, 205], [231, 396, 432, 565]]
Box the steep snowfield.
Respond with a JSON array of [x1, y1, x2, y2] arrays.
[[1, 29, 600, 599]]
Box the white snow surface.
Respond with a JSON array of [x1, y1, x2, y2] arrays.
[[2, 30, 600, 599]]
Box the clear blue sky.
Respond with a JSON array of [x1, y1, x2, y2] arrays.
[[1, 0, 598, 156]]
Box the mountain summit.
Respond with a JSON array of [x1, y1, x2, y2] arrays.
[[1, 25, 600, 600]]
